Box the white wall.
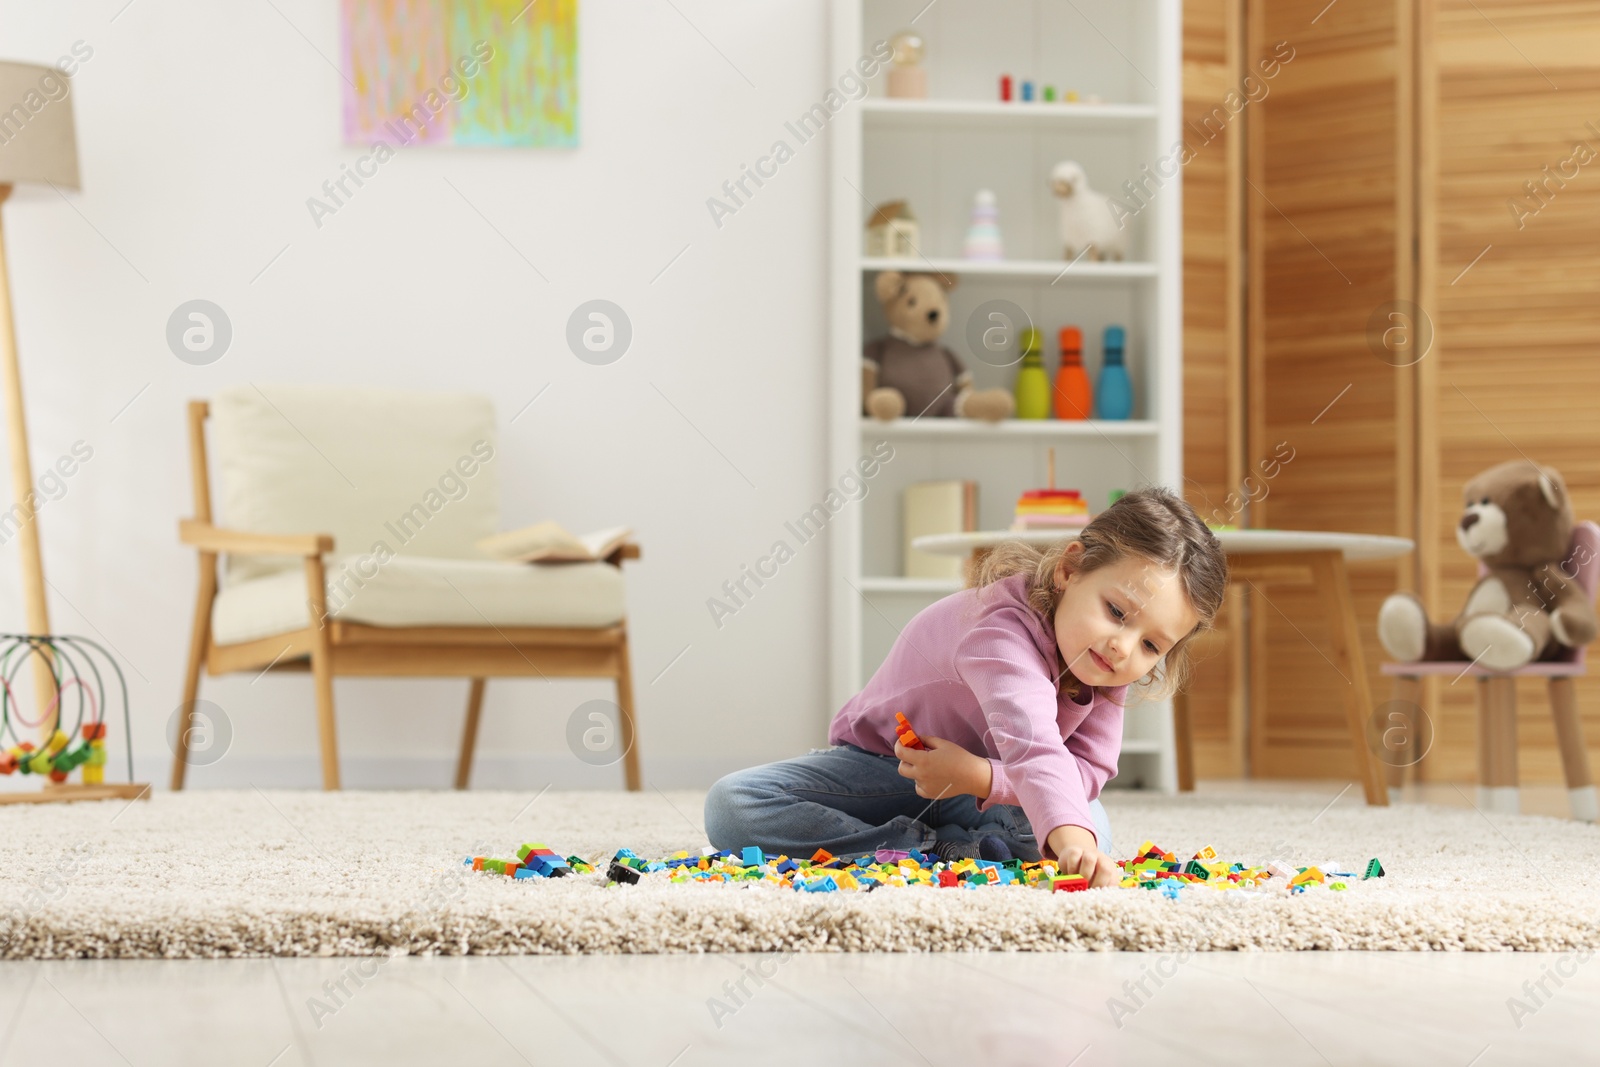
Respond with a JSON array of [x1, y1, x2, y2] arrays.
[[0, 0, 840, 789]]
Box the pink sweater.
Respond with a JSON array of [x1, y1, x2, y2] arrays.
[[828, 572, 1126, 847]]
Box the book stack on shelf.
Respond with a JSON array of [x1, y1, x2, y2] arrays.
[[903, 481, 977, 580]]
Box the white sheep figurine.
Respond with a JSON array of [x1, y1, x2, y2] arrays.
[[1050, 160, 1127, 262]]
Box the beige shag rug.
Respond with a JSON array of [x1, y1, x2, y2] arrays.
[[1, 786, 1596, 957]]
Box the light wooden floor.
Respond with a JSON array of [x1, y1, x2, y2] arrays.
[[0, 950, 1590, 1066]]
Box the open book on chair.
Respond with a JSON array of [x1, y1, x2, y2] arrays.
[[476, 521, 633, 564]]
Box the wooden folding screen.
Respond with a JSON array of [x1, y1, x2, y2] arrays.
[[1184, 0, 1600, 784], [1419, 0, 1600, 781]]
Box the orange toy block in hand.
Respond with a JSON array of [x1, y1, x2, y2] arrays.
[[894, 712, 927, 751]]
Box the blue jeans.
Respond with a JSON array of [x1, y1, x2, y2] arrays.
[[703, 742, 1113, 863]]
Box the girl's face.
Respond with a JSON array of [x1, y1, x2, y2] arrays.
[[1052, 544, 1199, 688]]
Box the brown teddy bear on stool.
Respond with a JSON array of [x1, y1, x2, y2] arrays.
[[862, 270, 1014, 422], [1378, 459, 1598, 671]]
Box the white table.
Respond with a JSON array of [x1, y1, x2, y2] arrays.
[[912, 528, 1415, 805]]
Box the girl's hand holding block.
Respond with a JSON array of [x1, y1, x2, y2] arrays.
[[893, 711, 925, 750], [893, 734, 993, 801], [1045, 824, 1119, 888]]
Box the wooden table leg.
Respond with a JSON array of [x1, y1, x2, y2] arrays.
[[1173, 689, 1196, 792], [1309, 550, 1389, 806]]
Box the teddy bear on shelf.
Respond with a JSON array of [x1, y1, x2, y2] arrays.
[[862, 270, 1014, 422], [1378, 460, 1598, 671]]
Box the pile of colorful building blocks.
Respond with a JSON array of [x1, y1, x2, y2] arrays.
[[627, 845, 1087, 892], [464, 843, 596, 880], [465, 840, 1386, 896], [467, 842, 1081, 891], [0, 723, 108, 784], [1118, 841, 1386, 894]]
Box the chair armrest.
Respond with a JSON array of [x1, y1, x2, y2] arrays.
[[604, 542, 641, 567], [179, 520, 334, 557]]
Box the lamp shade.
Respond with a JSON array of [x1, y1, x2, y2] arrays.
[[0, 60, 80, 189]]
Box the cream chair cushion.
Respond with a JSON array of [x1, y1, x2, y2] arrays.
[[205, 383, 627, 645], [210, 555, 626, 646], [209, 384, 501, 586]]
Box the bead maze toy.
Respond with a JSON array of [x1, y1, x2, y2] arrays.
[[0, 634, 147, 805]]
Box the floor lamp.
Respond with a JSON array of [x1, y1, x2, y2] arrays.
[[0, 61, 145, 804]]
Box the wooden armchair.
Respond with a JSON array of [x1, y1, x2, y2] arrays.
[[172, 385, 642, 791]]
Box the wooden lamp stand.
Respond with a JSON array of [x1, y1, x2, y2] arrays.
[[0, 60, 148, 804]]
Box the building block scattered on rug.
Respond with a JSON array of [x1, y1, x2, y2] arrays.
[[1364, 858, 1385, 879], [606, 861, 641, 885], [1042, 873, 1088, 893], [1289, 866, 1325, 887]]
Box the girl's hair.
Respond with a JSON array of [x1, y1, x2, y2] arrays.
[[971, 486, 1229, 702]]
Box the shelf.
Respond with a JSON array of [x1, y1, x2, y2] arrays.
[[861, 257, 1157, 282], [858, 576, 963, 595], [862, 417, 1158, 439], [862, 98, 1159, 128], [834, 0, 1183, 795]]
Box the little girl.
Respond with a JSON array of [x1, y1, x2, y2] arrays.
[[704, 486, 1228, 887]]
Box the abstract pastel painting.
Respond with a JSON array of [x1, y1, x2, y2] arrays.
[[341, 0, 578, 147]]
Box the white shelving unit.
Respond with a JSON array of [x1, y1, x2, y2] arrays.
[[862, 256, 1159, 280], [862, 98, 1161, 126], [828, 0, 1184, 792], [862, 416, 1161, 439]]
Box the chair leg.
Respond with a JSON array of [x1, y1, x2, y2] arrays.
[[172, 553, 218, 791], [455, 678, 487, 790], [310, 646, 340, 790], [1478, 676, 1518, 814], [1172, 690, 1196, 792], [1386, 676, 1424, 802], [1548, 676, 1597, 821], [304, 556, 341, 790], [615, 626, 641, 791]]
